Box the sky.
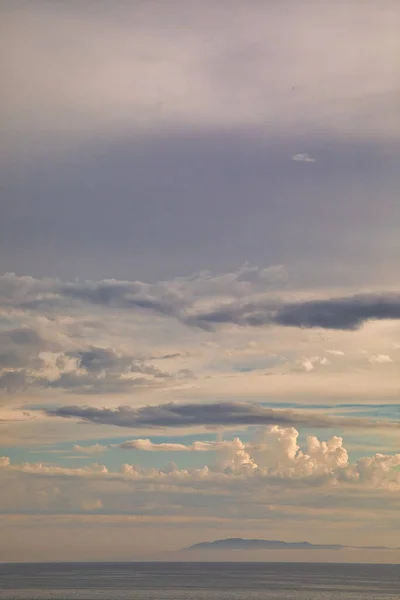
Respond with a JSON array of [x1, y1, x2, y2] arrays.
[[1, 0, 400, 562]]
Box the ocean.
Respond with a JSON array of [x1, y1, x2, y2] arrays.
[[0, 562, 399, 600]]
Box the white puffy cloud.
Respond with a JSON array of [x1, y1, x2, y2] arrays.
[[299, 356, 330, 372], [368, 354, 392, 364], [2, 427, 399, 491]]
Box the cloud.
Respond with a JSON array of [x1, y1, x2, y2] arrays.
[[3, 1, 398, 145], [150, 353, 182, 360], [0, 267, 283, 314], [71, 439, 217, 453], [0, 459, 108, 478], [188, 293, 400, 330], [69, 347, 132, 373], [82, 499, 103, 512], [292, 153, 316, 162], [0, 370, 28, 393], [273, 295, 400, 330], [59, 281, 183, 317], [0, 331, 173, 395], [117, 439, 197, 452], [368, 354, 392, 364], [45, 401, 400, 431], [116, 439, 216, 452], [1, 426, 400, 491], [72, 444, 108, 455], [0, 326, 50, 371], [299, 356, 329, 372], [1, 272, 400, 409], [3, 273, 400, 332]]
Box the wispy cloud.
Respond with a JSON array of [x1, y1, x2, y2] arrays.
[[116, 439, 211, 452], [292, 153, 316, 162]]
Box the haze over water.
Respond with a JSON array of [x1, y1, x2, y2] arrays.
[[1, 563, 399, 600]]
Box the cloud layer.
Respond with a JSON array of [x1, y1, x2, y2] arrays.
[[187, 294, 400, 331], [2, 273, 400, 331], [1, 269, 400, 409], [45, 401, 400, 431], [2, 426, 400, 495]]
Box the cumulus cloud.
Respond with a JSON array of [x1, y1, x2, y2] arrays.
[[2, 426, 400, 490], [0, 334, 173, 395], [45, 401, 400, 431], [299, 356, 329, 372]]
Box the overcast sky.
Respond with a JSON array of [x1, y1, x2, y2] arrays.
[[1, 1, 400, 562]]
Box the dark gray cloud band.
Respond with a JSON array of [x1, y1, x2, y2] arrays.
[[188, 294, 400, 330], [45, 402, 400, 430]]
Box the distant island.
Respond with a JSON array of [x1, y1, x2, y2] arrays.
[[185, 538, 393, 552]]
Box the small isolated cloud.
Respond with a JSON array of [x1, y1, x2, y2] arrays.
[[301, 359, 314, 372], [292, 153, 316, 162], [117, 439, 215, 452], [300, 356, 330, 372], [72, 444, 108, 454], [118, 439, 191, 452], [368, 354, 393, 364]]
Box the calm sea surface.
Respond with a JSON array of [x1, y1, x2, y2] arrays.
[[0, 562, 399, 600]]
